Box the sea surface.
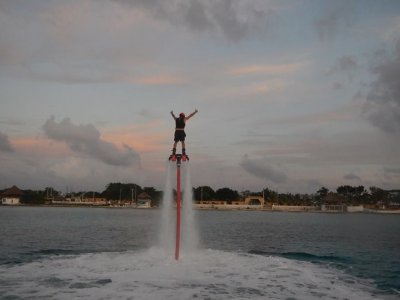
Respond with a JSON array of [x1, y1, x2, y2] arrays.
[[0, 206, 399, 299]]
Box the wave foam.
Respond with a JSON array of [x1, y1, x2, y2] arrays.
[[0, 248, 383, 300]]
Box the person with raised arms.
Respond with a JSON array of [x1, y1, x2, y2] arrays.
[[170, 109, 198, 159]]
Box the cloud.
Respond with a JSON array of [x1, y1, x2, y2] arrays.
[[384, 167, 400, 175], [112, 0, 275, 42], [127, 74, 185, 85], [326, 56, 358, 76], [326, 55, 358, 90], [240, 155, 287, 183], [103, 122, 169, 153], [332, 82, 344, 90], [364, 40, 400, 134], [228, 62, 303, 76], [0, 131, 14, 152], [313, 1, 354, 40], [304, 179, 323, 192], [0, 1, 163, 83], [0, 1, 275, 84], [231, 80, 286, 97], [384, 167, 400, 180], [0, 153, 146, 192], [343, 173, 361, 181], [42, 117, 141, 167], [265, 102, 362, 126]]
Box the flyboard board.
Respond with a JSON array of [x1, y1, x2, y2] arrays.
[[169, 153, 189, 162]]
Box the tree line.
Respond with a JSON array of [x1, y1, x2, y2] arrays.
[[1, 183, 399, 206], [194, 185, 399, 206]]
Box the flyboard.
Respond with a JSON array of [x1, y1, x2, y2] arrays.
[[168, 153, 189, 260]]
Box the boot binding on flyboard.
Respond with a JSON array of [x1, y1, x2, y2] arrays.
[[168, 153, 189, 161]]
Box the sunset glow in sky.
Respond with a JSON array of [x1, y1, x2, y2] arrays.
[[1, 0, 400, 194]]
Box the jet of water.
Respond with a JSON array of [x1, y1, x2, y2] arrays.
[[159, 161, 199, 258]]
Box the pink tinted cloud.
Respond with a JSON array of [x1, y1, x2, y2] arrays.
[[126, 74, 185, 85], [220, 79, 286, 98], [12, 137, 71, 157], [102, 122, 170, 154], [276, 103, 362, 125], [227, 62, 303, 76]]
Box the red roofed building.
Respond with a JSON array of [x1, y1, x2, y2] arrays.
[[1, 185, 23, 205]]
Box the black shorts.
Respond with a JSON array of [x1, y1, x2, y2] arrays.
[[174, 130, 186, 142]]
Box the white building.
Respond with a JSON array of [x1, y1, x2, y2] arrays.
[[346, 205, 364, 213], [136, 192, 151, 208], [1, 185, 23, 205]]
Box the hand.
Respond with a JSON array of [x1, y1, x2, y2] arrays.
[[195, 109, 198, 113], [171, 110, 173, 114]]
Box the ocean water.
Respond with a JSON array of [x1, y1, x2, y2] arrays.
[[0, 206, 399, 300]]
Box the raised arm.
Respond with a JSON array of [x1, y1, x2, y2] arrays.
[[170, 110, 177, 119], [185, 109, 198, 121]]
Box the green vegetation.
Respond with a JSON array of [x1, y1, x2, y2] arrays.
[[1, 184, 399, 208]]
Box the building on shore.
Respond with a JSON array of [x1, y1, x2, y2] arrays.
[[51, 195, 108, 206], [272, 205, 319, 212], [1, 185, 23, 205], [136, 192, 151, 208], [346, 205, 364, 212], [195, 195, 265, 210], [321, 192, 346, 212]]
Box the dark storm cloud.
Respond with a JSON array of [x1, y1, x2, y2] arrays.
[[364, 41, 400, 134], [0, 131, 14, 152], [112, 0, 273, 42], [42, 117, 140, 167], [240, 155, 287, 183]]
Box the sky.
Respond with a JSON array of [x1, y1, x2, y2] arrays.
[[1, 0, 400, 194]]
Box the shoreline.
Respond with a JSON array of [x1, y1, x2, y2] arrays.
[[1, 204, 400, 214]]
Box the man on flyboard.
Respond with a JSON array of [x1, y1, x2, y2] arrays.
[[170, 109, 198, 160]]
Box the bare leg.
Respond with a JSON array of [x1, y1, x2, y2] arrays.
[[172, 142, 177, 154], [182, 141, 186, 155]]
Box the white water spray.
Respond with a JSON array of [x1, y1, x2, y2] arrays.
[[159, 162, 175, 252], [159, 160, 198, 258], [181, 163, 199, 253]]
